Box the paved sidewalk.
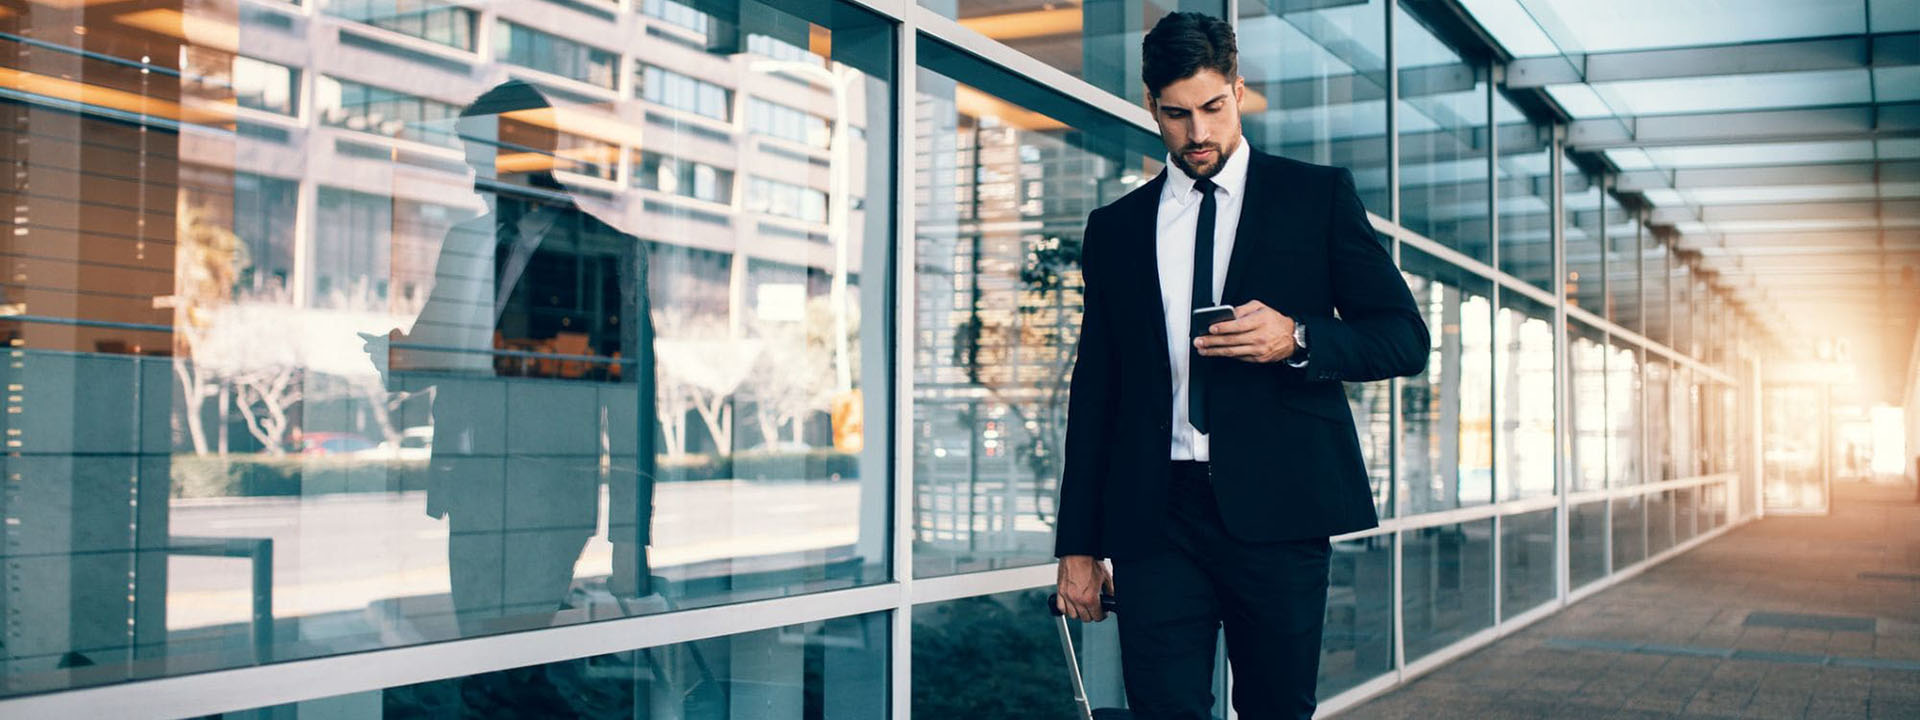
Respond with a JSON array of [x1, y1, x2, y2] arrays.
[[1335, 482, 1920, 719]]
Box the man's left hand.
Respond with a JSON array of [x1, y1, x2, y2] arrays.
[[1194, 300, 1297, 364]]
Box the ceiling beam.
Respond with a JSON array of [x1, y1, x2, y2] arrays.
[[1506, 32, 1919, 89], [1566, 102, 1920, 150], [1615, 160, 1920, 192]]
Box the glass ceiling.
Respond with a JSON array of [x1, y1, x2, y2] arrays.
[[1455, 0, 1920, 387]]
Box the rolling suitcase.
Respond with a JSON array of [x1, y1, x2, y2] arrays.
[[1047, 593, 1132, 720]]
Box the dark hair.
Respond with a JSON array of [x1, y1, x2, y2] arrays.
[[1142, 12, 1238, 98], [461, 79, 550, 119]]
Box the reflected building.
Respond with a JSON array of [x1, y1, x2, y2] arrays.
[[0, 0, 895, 705]]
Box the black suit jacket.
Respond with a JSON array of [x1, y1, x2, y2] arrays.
[[1054, 149, 1428, 560]]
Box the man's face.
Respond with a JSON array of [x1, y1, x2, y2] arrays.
[[1148, 69, 1245, 179]]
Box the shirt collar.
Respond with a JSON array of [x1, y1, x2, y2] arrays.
[[1162, 136, 1251, 206]]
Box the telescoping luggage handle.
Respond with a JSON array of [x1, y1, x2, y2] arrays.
[[1047, 593, 1120, 720]]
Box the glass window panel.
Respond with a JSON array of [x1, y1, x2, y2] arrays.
[[495, 20, 618, 89], [1647, 489, 1676, 556], [1399, 247, 1495, 514], [912, 588, 1229, 718], [1563, 160, 1603, 313], [1611, 495, 1646, 570], [1322, 535, 1395, 699], [1603, 196, 1638, 332], [1510, 0, 1866, 54], [1500, 508, 1556, 618], [911, 41, 1167, 578], [1402, 519, 1494, 661], [1240, 0, 1390, 213], [913, 589, 1111, 717], [1672, 366, 1695, 477], [1496, 289, 1554, 500], [330, 0, 479, 51], [1681, 182, 1919, 205], [1606, 340, 1643, 487], [1642, 139, 1883, 169], [1397, 3, 1489, 262], [1495, 94, 1554, 289], [1580, 69, 1874, 117], [223, 612, 889, 717], [921, 0, 1227, 105], [183, 53, 302, 117], [317, 76, 465, 147], [1671, 260, 1693, 356], [1544, 83, 1617, 119], [1675, 486, 1698, 543], [0, 0, 895, 696], [1874, 0, 1920, 32], [638, 65, 735, 123], [1456, 0, 1560, 57], [1647, 359, 1674, 480], [1569, 500, 1608, 589], [1568, 321, 1608, 494], [1642, 236, 1670, 346]]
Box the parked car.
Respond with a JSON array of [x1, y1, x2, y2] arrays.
[[299, 432, 377, 456], [372, 426, 434, 461]]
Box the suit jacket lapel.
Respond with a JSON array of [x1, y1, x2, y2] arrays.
[[1221, 152, 1275, 306], [1129, 170, 1173, 380]]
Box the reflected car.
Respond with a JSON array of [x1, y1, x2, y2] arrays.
[[372, 426, 434, 461], [299, 432, 377, 456]]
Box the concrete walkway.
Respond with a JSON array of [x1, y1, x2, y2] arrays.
[[1335, 482, 1920, 719]]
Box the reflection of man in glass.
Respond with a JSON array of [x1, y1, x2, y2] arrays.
[[366, 80, 657, 643]]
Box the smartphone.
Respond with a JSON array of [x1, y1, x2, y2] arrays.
[[1191, 304, 1236, 337]]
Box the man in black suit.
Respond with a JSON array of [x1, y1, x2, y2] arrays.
[[1052, 13, 1428, 719]]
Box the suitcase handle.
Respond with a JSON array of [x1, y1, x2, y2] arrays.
[[1046, 592, 1119, 617], [1046, 593, 1119, 720]]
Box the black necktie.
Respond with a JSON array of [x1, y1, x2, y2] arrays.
[[1189, 176, 1217, 435]]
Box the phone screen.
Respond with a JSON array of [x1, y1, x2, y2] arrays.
[[1191, 305, 1236, 337]]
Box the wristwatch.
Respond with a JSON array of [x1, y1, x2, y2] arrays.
[[1288, 321, 1309, 367]]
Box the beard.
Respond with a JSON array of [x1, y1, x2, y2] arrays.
[[1169, 134, 1239, 180]]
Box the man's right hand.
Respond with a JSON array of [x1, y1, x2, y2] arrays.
[[1055, 554, 1114, 622]]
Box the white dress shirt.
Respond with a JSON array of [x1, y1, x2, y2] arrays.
[[1159, 138, 1251, 462]]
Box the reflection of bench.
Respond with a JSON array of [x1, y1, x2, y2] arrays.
[[169, 536, 274, 663]]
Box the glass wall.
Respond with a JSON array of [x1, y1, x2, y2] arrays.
[[1607, 340, 1643, 487], [913, 589, 1128, 717], [1568, 320, 1609, 494], [0, 0, 1755, 715], [0, 0, 896, 697], [1321, 536, 1395, 699], [1568, 500, 1608, 590], [910, 40, 1164, 578], [1496, 290, 1555, 499], [1240, 0, 1390, 212], [1603, 198, 1638, 333], [921, 0, 1225, 105], [1402, 520, 1494, 661], [1401, 248, 1495, 513], [1647, 359, 1675, 480], [1501, 509, 1556, 617], [1562, 155, 1604, 313], [1396, 3, 1490, 263], [1494, 97, 1554, 289], [226, 613, 889, 718]]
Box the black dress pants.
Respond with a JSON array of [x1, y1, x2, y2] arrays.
[[1113, 462, 1332, 720]]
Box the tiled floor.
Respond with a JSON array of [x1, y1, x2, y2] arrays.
[[1334, 482, 1920, 720]]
